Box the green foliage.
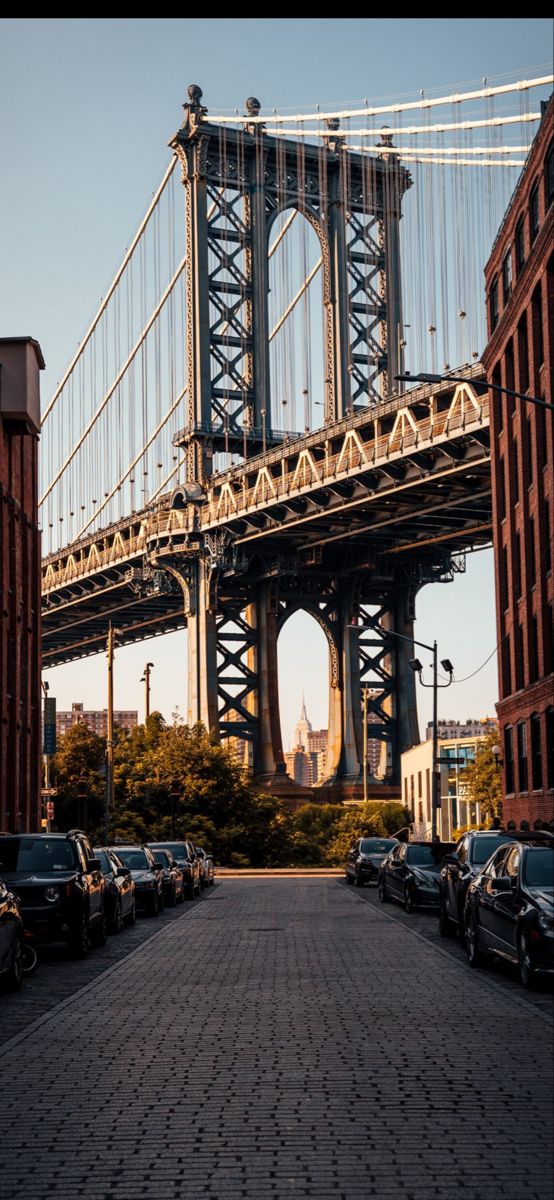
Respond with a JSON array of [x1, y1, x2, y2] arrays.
[[50, 722, 106, 838], [462, 728, 503, 821]]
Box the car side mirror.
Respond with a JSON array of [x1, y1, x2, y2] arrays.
[[443, 854, 459, 865], [88, 858, 101, 871], [117, 867, 131, 878], [153, 860, 165, 870], [493, 876, 512, 892]]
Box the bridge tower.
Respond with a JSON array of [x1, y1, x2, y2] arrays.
[[162, 85, 418, 793]]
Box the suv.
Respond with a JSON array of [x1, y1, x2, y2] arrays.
[[0, 831, 106, 958], [439, 829, 516, 939], [115, 845, 165, 916], [148, 841, 201, 899]]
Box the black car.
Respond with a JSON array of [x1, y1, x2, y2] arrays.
[[0, 831, 106, 957], [464, 834, 554, 988], [378, 841, 455, 912], [115, 845, 165, 916], [149, 847, 184, 907], [438, 830, 516, 938], [346, 837, 399, 887], [0, 876, 24, 991], [149, 841, 201, 899], [94, 847, 136, 931]]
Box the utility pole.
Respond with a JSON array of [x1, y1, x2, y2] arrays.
[[431, 641, 439, 842], [105, 623, 115, 842], [362, 686, 368, 804], [141, 661, 154, 721]]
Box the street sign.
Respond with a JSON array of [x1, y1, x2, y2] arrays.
[[43, 696, 56, 755], [436, 756, 466, 765], [41, 787, 57, 796]]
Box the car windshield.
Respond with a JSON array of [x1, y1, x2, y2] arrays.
[[406, 845, 443, 868], [152, 842, 187, 858], [117, 849, 151, 870], [0, 837, 77, 872], [523, 849, 554, 889], [94, 850, 112, 874], [470, 834, 514, 864], [360, 839, 396, 855]]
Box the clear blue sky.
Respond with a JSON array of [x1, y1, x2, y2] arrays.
[[1, 19, 551, 748]]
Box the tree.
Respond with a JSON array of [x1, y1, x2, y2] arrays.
[[50, 723, 106, 837], [462, 728, 503, 822]]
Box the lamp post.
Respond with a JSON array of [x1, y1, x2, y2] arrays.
[[408, 646, 454, 841], [395, 371, 554, 412], [141, 662, 154, 722]]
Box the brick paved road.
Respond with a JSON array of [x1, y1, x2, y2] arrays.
[[0, 879, 552, 1200]]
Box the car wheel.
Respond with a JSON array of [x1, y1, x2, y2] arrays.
[[169, 885, 177, 908], [439, 900, 455, 938], [150, 891, 160, 917], [518, 930, 536, 990], [378, 878, 388, 903], [354, 872, 364, 888], [21, 938, 39, 977], [111, 900, 123, 934], [345, 872, 354, 885], [127, 898, 136, 926], [90, 911, 107, 947], [465, 913, 485, 968], [5, 935, 23, 992], [69, 910, 90, 959], [404, 887, 415, 914]]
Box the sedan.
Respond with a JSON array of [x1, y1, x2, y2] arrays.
[[94, 847, 136, 931], [0, 876, 24, 992], [345, 837, 398, 887], [149, 841, 201, 899], [150, 848, 185, 907], [115, 845, 164, 917], [378, 841, 455, 912], [464, 834, 554, 988], [438, 830, 516, 938]]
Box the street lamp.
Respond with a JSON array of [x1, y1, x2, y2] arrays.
[[395, 371, 554, 412], [140, 662, 155, 721], [408, 644, 454, 842]]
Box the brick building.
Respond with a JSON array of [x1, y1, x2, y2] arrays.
[[0, 338, 44, 832], [482, 97, 553, 826], [56, 701, 138, 740]]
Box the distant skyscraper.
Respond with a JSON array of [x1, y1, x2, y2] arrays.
[[288, 698, 328, 785], [56, 702, 138, 740]]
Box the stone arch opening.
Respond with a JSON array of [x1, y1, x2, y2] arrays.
[[277, 605, 337, 787]]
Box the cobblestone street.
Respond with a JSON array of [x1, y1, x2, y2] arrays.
[[1, 879, 552, 1200]]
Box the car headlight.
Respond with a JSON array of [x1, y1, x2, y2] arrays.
[[44, 886, 59, 903], [538, 913, 554, 932]]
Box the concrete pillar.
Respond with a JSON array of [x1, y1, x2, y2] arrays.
[[377, 588, 420, 783], [250, 583, 285, 780], [186, 559, 219, 732]]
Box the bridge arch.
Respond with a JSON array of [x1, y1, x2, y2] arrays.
[[277, 601, 341, 784]]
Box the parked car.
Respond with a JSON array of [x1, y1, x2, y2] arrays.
[[0, 875, 24, 991], [0, 831, 106, 957], [196, 847, 214, 887], [438, 830, 516, 938], [114, 845, 164, 916], [345, 837, 399, 887], [94, 847, 136, 931], [378, 841, 455, 912], [147, 847, 184, 907], [464, 833, 554, 988], [148, 841, 201, 899]]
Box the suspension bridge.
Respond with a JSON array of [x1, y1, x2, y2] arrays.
[[39, 73, 552, 794]]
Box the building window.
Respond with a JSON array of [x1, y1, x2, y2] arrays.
[[505, 337, 515, 415], [529, 181, 540, 243], [546, 140, 554, 210], [502, 250, 512, 305], [529, 515, 536, 587], [489, 277, 499, 332], [531, 284, 544, 368], [545, 499, 552, 574], [418, 800, 424, 824], [517, 313, 529, 394], [514, 532, 522, 599], [515, 215, 526, 275], [515, 623, 524, 692], [505, 726, 514, 794], [517, 722, 528, 793], [536, 403, 546, 471], [417, 770, 422, 798], [492, 363, 503, 432], [498, 457, 506, 521], [501, 632, 511, 697], [529, 615, 539, 683], [531, 714, 543, 791], [546, 708, 554, 789], [546, 604, 553, 675], [426, 769, 431, 821]]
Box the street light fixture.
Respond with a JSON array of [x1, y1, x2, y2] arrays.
[[140, 662, 155, 722], [408, 640, 454, 841], [395, 371, 554, 412]]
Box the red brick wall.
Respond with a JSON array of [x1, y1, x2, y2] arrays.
[[0, 419, 41, 832], [482, 98, 554, 828]]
